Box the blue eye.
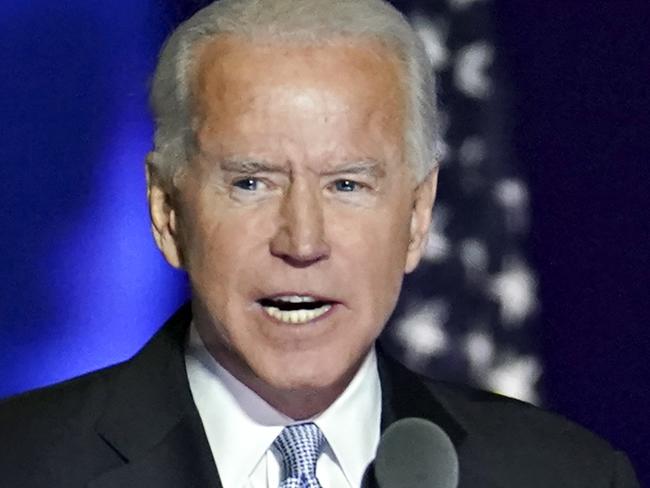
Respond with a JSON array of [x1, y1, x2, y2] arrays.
[[334, 179, 358, 192], [233, 178, 259, 191]]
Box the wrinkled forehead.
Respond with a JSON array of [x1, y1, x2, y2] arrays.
[[189, 34, 407, 126]]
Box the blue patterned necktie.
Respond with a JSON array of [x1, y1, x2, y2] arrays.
[[273, 422, 325, 488]]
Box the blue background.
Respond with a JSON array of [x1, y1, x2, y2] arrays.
[[1, 0, 648, 482]]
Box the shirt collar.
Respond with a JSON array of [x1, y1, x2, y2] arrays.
[[185, 324, 290, 488], [313, 347, 382, 488], [185, 323, 381, 488]]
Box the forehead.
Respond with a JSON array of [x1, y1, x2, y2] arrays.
[[192, 33, 405, 98], [189, 35, 406, 154], [184, 37, 405, 172], [194, 34, 398, 76]]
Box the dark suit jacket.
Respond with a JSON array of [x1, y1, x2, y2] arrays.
[[0, 304, 640, 487]]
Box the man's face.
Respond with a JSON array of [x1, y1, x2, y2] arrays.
[[149, 36, 436, 412]]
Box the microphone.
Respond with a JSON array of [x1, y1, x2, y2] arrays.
[[373, 418, 459, 488]]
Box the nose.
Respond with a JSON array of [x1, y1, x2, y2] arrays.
[[270, 179, 330, 266]]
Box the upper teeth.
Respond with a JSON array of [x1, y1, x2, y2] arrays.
[[263, 305, 332, 324], [274, 295, 317, 303], [261, 295, 333, 324]]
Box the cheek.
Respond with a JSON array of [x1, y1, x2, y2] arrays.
[[182, 208, 225, 275], [335, 207, 412, 304], [345, 204, 411, 258], [181, 199, 270, 289]]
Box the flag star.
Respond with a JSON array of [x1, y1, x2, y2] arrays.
[[488, 257, 538, 327], [454, 41, 494, 99], [396, 300, 450, 366], [464, 330, 495, 370], [485, 354, 542, 404], [411, 15, 450, 70]]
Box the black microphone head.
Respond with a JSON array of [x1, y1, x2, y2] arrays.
[[374, 417, 459, 488]]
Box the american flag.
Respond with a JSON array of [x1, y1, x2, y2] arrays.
[[384, 0, 540, 403]]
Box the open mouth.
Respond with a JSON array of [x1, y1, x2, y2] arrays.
[[257, 295, 335, 324]]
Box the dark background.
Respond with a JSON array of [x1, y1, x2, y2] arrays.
[[496, 1, 649, 482], [1, 0, 648, 483]]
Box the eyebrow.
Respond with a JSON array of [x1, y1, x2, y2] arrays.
[[219, 158, 286, 174], [218, 157, 386, 177], [322, 159, 386, 178]]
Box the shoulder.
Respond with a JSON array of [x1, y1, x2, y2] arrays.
[[378, 350, 639, 485], [380, 351, 613, 456], [0, 361, 128, 484], [0, 305, 188, 433], [428, 379, 606, 445], [0, 360, 124, 428], [420, 378, 639, 486]]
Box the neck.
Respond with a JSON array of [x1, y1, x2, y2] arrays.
[[193, 321, 362, 420], [207, 341, 360, 420], [243, 377, 349, 420]]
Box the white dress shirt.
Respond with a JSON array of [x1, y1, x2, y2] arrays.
[[185, 324, 382, 488]]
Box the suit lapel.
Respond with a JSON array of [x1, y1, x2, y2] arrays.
[[88, 415, 220, 488], [89, 304, 221, 488], [377, 348, 505, 488], [89, 305, 505, 487]]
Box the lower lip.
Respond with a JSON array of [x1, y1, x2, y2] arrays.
[[256, 302, 339, 326]]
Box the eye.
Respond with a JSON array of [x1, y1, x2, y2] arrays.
[[233, 177, 260, 191], [333, 179, 360, 192]]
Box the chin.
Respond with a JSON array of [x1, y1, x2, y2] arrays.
[[259, 347, 360, 392]]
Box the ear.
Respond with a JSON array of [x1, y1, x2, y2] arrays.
[[404, 167, 438, 274], [146, 153, 184, 269]]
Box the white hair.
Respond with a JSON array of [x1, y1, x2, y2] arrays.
[[149, 0, 440, 186]]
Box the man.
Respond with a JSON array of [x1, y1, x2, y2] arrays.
[[0, 0, 640, 487]]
